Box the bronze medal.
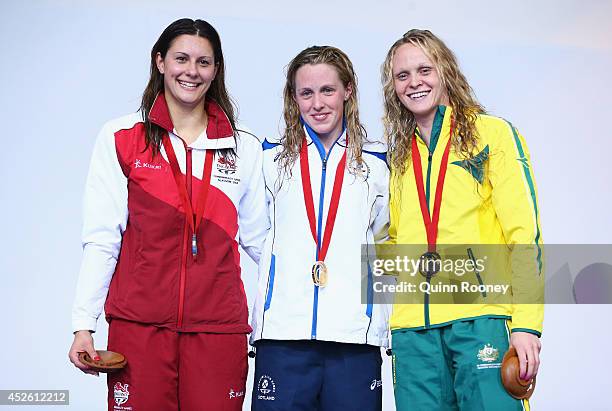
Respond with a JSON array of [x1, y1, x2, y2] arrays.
[[419, 251, 442, 278]]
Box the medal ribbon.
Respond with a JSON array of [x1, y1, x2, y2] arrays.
[[299, 137, 347, 262], [162, 134, 214, 258], [411, 119, 454, 252]]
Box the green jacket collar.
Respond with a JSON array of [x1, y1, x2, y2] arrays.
[[415, 105, 447, 152]]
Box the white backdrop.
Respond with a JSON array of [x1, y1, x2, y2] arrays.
[[1, 0, 611, 410]]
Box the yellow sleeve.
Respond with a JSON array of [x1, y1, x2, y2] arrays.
[[488, 120, 544, 335]]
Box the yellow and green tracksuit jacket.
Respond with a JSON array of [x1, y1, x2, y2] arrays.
[[388, 105, 544, 336]]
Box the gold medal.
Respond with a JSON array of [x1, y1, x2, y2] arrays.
[[311, 261, 328, 287]]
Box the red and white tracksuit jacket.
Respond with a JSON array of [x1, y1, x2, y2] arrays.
[[72, 93, 269, 334]]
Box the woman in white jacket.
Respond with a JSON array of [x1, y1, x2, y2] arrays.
[[250, 45, 390, 411]]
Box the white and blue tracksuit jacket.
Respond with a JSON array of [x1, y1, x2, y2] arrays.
[[250, 125, 391, 348]]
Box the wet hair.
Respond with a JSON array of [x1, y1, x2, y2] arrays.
[[140, 18, 237, 153], [277, 45, 367, 175], [381, 29, 485, 175]]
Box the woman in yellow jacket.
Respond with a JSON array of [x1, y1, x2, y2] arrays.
[[382, 29, 543, 410]]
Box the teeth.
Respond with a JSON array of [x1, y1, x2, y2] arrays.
[[313, 114, 328, 120], [178, 80, 199, 88], [409, 91, 429, 99]]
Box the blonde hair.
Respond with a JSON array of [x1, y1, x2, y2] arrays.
[[382, 29, 485, 175], [278, 46, 366, 175]]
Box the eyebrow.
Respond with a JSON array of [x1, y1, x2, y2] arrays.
[[393, 64, 433, 74], [172, 51, 214, 59], [297, 84, 337, 90]]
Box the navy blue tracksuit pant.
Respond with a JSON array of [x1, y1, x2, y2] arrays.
[[252, 340, 382, 411]]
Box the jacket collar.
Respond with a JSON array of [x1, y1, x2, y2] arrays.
[[415, 105, 452, 152], [148, 92, 236, 149], [301, 116, 347, 160]]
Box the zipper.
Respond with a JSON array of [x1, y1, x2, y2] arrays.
[[425, 150, 433, 210], [177, 146, 193, 329], [419, 113, 444, 328], [311, 150, 333, 339], [424, 276, 431, 328]]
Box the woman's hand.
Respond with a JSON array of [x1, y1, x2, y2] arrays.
[[510, 331, 542, 381], [68, 330, 100, 376]]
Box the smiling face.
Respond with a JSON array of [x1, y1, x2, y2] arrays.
[[293, 63, 352, 143], [392, 43, 449, 127], [156, 34, 217, 111]]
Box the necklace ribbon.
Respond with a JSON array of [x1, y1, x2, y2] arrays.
[[411, 120, 454, 276], [162, 134, 214, 259], [299, 137, 347, 286]]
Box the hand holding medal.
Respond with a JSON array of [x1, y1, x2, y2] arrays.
[[501, 347, 536, 399], [78, 350, 127, 373]]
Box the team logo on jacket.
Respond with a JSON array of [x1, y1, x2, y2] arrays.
[[113, 382, 130, 406], [134, 158, 162, 170], [214, 155, 241, 185], [517, 156, 530, 168], [217, 155, 237, 174], [476, 343, 501, 369], [228, 388, 245, 399], [257, 375, 276, 401]]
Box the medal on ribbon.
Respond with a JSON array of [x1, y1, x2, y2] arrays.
[[162, 135, 214, 260], [300, 137, 347, 288], [411, 118, 455, 278]]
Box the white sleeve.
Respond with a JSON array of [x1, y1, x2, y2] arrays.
[[71, 122, 128, 333], [238, 136, 270, 264], [372, 163, 390, 244]]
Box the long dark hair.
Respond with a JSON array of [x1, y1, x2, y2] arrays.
[[140, 18, 237, 153]]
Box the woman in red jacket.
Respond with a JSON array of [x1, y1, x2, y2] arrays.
[[68, 18, 268, 411]]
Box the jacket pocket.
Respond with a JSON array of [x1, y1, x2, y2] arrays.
[[264, 254, 276, 311]]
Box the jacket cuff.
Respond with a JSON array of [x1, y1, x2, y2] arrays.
[[72, 317, 98, 334], [511, 328, 541, 338]]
